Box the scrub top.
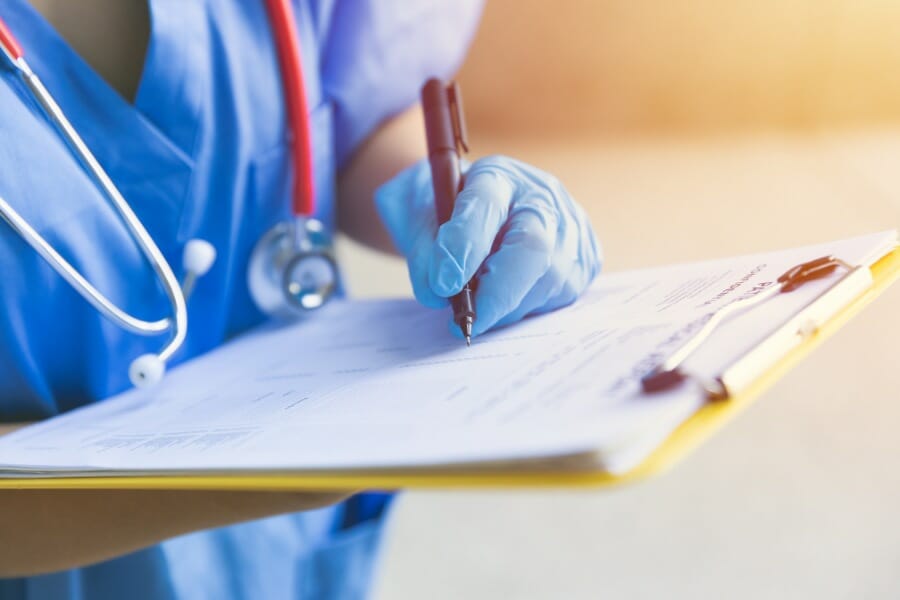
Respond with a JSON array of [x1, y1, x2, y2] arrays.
[[0, 1, 482, 598]]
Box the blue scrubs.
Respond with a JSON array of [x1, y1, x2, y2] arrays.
[[0, 0, 482, 598]]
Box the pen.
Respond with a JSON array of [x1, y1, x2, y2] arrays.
[[421, 78, 476, 346]]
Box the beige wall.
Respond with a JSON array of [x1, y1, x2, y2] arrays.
[[458, 0, 900, 138]]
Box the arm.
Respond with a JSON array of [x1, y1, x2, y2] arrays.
[[0, 488, 347, 578], [0, 423, 24, 437], [336, 104, 426, 254], [0, 421, 348, 577]]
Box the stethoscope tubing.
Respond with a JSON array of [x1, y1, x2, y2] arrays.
[[0, 0, 322, 384], [0, 53, 186, 361], [263, 0, 315, 217]]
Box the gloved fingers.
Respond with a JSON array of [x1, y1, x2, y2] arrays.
[[428, 165, 515, 297], [380, 155, 603, 327], [489, 233, 583, 331], [490, 276, 558, 331], [494, 274, 582, 330], [407, 222, 447, 308], [539, 205, 602, 312], [475, 199, 598, 334], [374, 160, 435, 255], [467, 207, 558, 336], [574, 202, 604, 281]]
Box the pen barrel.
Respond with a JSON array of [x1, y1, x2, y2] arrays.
[[422, 78, 476, 340], [428, 150, 461, 223], [422, 78, 462, 223], [422, 79, 457, 153]]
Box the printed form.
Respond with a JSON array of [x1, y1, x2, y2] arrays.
[[0, 231, 895, 477]]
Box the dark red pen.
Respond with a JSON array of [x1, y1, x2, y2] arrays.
[[421, 78, 476, 345]]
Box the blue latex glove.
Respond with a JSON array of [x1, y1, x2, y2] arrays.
[[375, 155, 602, 337]]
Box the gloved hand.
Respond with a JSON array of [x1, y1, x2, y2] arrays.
[[375, 155, 602, 337]]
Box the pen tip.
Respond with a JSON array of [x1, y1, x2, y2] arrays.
[[458, 316, 473, 347]]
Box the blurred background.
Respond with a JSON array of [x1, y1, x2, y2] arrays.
[[460, 0, 900, 137], [335, 1, 900, 598]]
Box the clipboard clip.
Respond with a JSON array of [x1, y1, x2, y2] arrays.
[[641, 255, 855, 400]]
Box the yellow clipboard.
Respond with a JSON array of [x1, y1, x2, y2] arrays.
[[2, 248, 898, 492]]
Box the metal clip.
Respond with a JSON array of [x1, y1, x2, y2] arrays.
[[777, 255, 849, 292], [641, 254, 854, 397]]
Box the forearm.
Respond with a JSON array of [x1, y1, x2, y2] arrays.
[[0, 425, 348, 577], [0, 423, 24, 437], [336, 104, 427, 254], [1, 488, 347, 577]]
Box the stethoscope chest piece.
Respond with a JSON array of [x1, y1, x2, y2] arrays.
[[248, 216, 338, 319]]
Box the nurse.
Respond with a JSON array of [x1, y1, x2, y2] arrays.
[[0, 0, 601, 598]]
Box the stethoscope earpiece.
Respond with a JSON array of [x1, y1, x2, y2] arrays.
[[182, 239, 217, 299], [125, 238, 216, 389], [183, 239, 217, 278], [129, 353, 166, 388]]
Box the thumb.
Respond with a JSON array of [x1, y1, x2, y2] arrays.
[[374, 160, 435, 256]]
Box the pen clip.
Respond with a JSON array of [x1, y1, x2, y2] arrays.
[[447, 82, 469, 154]]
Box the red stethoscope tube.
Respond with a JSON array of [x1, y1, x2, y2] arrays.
[[0, 15, 24, 61], [262, 0, 315, 217], [0, 3, 315, 217]]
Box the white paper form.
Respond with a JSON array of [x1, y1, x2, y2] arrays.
[[0, 231, 895, 477]]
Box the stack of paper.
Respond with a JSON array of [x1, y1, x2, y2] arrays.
[[0, 231, 896, 486]]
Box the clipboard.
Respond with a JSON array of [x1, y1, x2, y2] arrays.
[[1, 245, 898, 492]]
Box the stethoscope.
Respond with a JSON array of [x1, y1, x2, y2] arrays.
[[0, 0, 338, 388]]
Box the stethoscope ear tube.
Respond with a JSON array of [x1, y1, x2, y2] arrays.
[[0, 5, 329, 388], [0, 195, 171, 336], [0, 188, 192, 388], [0, 29, 191, 387]]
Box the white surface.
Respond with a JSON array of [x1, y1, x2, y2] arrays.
[[361, 131, 900, 599]]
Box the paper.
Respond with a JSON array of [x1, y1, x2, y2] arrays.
[[1, 231, 896, 477]]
